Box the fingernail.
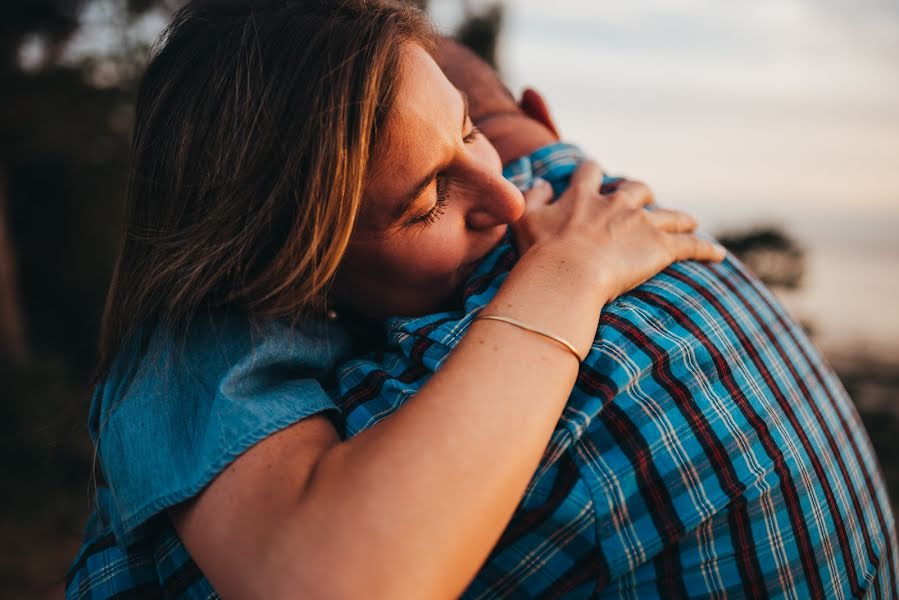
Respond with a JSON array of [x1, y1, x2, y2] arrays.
[[532, 177, 550, 190]]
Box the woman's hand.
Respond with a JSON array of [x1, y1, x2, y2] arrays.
[[512, 161, 726, 307]]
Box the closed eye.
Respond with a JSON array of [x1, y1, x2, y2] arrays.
[[407, 177, 448, 226], [405, 114, 480, 227]]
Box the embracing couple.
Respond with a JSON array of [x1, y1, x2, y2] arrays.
[[67, 1, 896, 598]]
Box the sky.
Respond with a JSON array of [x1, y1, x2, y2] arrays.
[[433, 0, 899, 355]]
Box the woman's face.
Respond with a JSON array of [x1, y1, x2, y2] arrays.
[[332, 43, 525, 318]]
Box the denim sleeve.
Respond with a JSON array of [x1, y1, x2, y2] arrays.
[[91, 312, 351, 546]]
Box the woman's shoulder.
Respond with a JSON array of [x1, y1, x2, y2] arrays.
[[90, 310, 353, 546], [100, 310, 350, 396]]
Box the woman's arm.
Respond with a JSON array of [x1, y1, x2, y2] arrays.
[[172, 163, 724, 599]]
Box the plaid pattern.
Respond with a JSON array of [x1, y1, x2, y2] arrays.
[[66, 488, 217, 599], [332, 143, 898, 598], [66, 143, 898, 598]]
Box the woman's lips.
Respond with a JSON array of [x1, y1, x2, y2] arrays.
[[461, 226, 508, 272]]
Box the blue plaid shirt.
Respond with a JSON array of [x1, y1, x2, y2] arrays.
[[67, 143, 898, 599]]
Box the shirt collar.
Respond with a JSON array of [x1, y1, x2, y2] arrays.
[[502, 142, 586, 192]]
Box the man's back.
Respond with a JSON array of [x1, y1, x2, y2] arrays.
[[335, 142, 898, 598]]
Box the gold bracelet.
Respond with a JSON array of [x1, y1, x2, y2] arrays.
[[475, 314, 584, 362]]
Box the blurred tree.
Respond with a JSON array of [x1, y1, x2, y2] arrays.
[[456, 2, 504, 68], [717, 226, 806, 290], [401, 0, 504, 69], [0, 2, 167, 594], [0, 0, 168, 372], [0, 2, 82, 366]]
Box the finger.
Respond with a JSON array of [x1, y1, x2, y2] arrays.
[[608, 180, 654, 208], [670, 234, 728, 263], [523, 177, 554, 211], [647, 209, 698, 233], [567, 160, 604, 197]]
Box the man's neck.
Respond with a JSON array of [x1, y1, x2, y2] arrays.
[[474, 111, 560, 166]]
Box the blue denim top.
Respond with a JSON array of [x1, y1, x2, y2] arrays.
[[89, 311, 352, 546]]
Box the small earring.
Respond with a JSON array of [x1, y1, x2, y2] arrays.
[[326, 308, 339, 321]]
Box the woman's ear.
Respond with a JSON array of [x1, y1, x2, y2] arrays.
[[519, 88, 559, 138]]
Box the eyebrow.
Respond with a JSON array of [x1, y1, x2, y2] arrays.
[[390, 89, 470, 224]]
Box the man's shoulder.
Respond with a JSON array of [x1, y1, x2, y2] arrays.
[[601, 254, 793, 355]]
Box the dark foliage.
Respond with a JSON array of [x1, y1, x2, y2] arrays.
[[455, 4, 504, 68], [717, 225, 806, 290]]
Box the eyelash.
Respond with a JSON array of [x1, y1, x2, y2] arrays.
[[463, 125, 482, 144], [414, 179, 449, 226], [409, 126, 482, 226]]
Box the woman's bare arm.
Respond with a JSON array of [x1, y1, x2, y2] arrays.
[[173, 268, 589, 599], [172, 163, 725, 599]]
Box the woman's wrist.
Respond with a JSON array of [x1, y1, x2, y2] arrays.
[[519, 239, 614, 307], [488, 243, 607, 359], [475, 314, 584, 362]]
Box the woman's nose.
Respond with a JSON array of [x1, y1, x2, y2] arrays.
[[465, 172, 525, 231]]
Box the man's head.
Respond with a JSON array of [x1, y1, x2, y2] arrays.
[[436, 38, 561, 163], [435, 37, 517, 122]]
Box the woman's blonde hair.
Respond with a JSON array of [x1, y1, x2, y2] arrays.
[[97, 0, 435, 376]]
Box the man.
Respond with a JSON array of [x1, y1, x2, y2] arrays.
[[330, 39, 898, 597]]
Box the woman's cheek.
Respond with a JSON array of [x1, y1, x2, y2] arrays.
[[387, 228, 469, 280]]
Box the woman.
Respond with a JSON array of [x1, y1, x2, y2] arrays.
[[68, 1, 724, 598]]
